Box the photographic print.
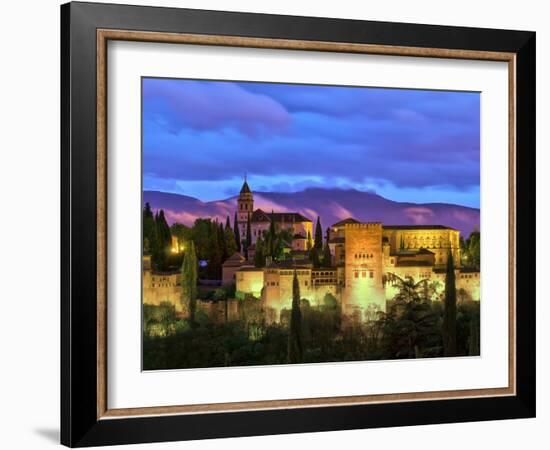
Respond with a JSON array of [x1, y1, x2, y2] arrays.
[[141, 78, 481, 370]]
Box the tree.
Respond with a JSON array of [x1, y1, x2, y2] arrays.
[[244, 213, 252, 259], [322, 242, 332, 267], [154, 209, 172, 270], [233, 211, 241, 253], [314, 216, 323, 250], [218, 221, 227, 261], [442, 251, 457, 356], [268, 210, 276, 256], [224, 216, 237, 257], [209, 221, 222, 279], [254, 234, 265, 267], [181, 241, 198, 324], [308, 247, 320, 268], [381, 275, 441, 359], [288, 270, 303, 364], [461, 230, 480, 269], [143, 203, 156, 253], [170, 223, 191, 251], [191, 218, 213, 261]]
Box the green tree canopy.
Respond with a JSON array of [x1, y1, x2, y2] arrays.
[[288, 270, 303, 363], [442, 251, 457, 356], [181, 241, 198, 324], [314, 216, 323, 249]]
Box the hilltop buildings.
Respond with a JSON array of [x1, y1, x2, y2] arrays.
[[142, 180, 480, 322], [230, 181, 479, 321]]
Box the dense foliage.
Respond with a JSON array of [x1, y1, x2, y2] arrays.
[[460, 229, 480, 269], [143, 269, 480, 370]]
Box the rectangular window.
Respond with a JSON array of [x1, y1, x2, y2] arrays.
[[354, 271, 358, 278], [361, 271, 366, 278], [370, 271, 374, 278]]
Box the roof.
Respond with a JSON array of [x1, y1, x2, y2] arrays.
[[418, 248, 435, 255], [460, 267, 480, 273], [251, 209, 312, 223], [240, 180, 251, 194], [222, 252, 246, 267], [391, 248, 435, 257], [236, 266, 263, 272], [383, 225, 456, 231], [331, 217, 360, 227], [395, 260, 433, 267], [151, 270, 180, 276], [268, 260, 313, 269]]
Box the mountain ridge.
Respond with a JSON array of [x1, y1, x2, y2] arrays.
[[143, 188, 479, 236]]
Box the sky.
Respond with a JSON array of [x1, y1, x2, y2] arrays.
[[142, 78, 480, 208]]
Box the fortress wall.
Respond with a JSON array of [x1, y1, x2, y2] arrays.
[[143, 286, 183, 312], [382, 228, 461, 267], [235, 269, 264, 299], [343, 223, 385, 315]]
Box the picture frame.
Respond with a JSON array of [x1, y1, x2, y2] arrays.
[[60, 1, 536, 447]]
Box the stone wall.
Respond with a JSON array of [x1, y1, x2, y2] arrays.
[[343, 223, 385, 315]]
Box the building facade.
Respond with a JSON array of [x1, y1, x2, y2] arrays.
[[236, 179, 313, 248], [235, 213, 479, 322]]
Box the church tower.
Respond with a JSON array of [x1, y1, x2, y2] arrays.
[[237, 177, 254, 241]]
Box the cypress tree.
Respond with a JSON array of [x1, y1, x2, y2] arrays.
[[288, 270, 303, 364], [154, 209, 171, 270], [442, 251, 457, 356], [309, 247, 320, 268], [268, 210, 276, 256], [218, 221, 227, 261], [181, 241, 198, 324], [143, 202, 156, 253], [233, 211, 241, 253], [224, 216, 237, 257], [245, 213, 252, 259], [322, 242, 332, 267], [254, 235, 265, 268], [209, 221, 222, 279], [314, 216, 323, 249]]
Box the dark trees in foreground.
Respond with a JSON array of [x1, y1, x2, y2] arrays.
[[143, 262, 478, 370], [287, 271, 303, 364], [442, 251, 458, 356]]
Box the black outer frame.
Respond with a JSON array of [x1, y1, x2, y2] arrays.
[[61, 1, 536, 447]]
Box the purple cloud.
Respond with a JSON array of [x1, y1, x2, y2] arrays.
[[142, 78, 480, 207]]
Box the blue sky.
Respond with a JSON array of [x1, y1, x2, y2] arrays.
[[142, 78, 480, 208]]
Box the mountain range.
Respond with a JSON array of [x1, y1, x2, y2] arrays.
[[143, 188, 480, 237]]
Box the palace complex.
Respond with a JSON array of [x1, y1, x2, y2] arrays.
[[143, 180, 480, 322]]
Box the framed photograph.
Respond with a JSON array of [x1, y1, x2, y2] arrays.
[[61, 1, 536, 447]]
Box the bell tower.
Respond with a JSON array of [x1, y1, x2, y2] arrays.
[[237, 176, 254, 240]]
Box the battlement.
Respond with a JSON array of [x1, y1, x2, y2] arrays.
[[344, 222, 382, 229]]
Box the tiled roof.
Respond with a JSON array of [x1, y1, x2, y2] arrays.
[[395, 260, 433, 267], [331, 217, 360, 227], [251, 209, 312, 223], [460, 267, 480, 273], [222, 252, 246, 267], [383, 225, 456, 231], [391, 248, 435, 257], [236, 266, 263, 272]]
